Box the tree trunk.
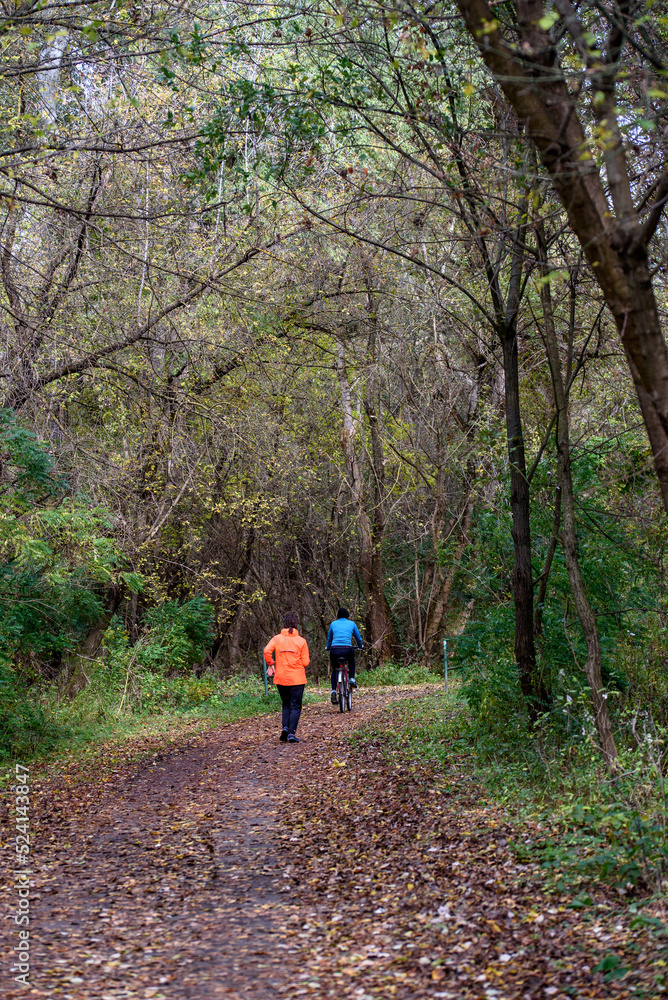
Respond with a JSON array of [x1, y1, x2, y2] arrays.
[[534, 484, 561, 641], [36, 34, 68, 128], [443, 144, 547, 712], [622, 344, 668, 495], [500, 327, 544, 713], [537, 224, 618, 764], [363, 395, 400, 663]]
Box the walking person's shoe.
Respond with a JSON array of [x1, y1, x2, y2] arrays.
[[330, 691, 338, 705], [279, 728, 289, 743], [288, 734, 300, 743]]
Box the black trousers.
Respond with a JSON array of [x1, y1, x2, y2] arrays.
[[276, 684, 305, 735], [330, 646, 356, 690]]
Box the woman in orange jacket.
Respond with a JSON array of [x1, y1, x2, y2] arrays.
[[264, 613, 310, 743]]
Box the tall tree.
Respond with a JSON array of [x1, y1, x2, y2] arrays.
[[536, 215, 618, 763]]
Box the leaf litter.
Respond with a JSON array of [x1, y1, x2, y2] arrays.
[[0, 686, 664, 999]]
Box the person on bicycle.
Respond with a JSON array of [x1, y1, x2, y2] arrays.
[[327, 607, 363, 705], [264, 613, 310, 744]]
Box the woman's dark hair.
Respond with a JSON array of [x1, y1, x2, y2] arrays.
[[283, 613, 299, 634], [337, 607, 349, 619]]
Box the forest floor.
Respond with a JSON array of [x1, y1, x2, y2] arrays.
[[0, 685, 665, 1000]]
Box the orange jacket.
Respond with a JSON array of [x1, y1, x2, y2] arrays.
[[264, 628, 309, 686]]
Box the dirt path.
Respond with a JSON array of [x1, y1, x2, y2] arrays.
[[0, 687, 662, 1000], [0, 689, 417, 1000]]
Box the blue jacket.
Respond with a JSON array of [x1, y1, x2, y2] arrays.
[[327, 618, 363, 649]]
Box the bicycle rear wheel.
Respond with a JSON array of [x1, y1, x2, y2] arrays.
[[346, 685, 353, 712], [337, 679, 345, 713]]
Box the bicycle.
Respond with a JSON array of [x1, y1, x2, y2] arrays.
[[334, 653, 353, 713]]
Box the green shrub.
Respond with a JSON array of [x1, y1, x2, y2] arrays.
[[0, 658, 63, 760], [140, 672, 219, 709], [0, 409, 135, 673], [520, 799, 667, 892], [461, 653, 524, 727], [619, 620, 668, 726], [142, 597, 215, 673], [357, 661, 442, 687], [100, 597, 215, 683]]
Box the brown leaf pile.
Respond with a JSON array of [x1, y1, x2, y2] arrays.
[[285, 720, 665, 999]]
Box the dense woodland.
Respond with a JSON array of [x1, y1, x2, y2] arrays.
[[1, 0, 668, 772]]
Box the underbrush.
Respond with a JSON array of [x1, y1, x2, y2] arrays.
[[356, 661, 442, 686], [0, 659, 63, 760], [354, 689, 668, 903], [1, 665, 328, 768], [51, 665, 278, 730]]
